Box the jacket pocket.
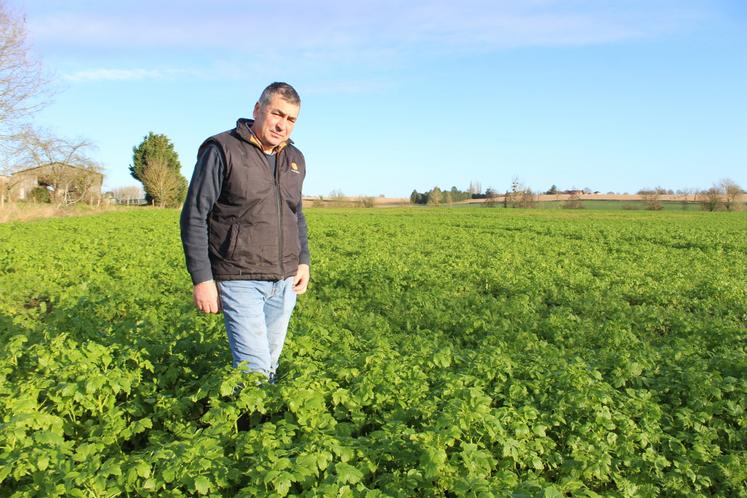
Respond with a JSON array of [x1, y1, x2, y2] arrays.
[[280, 172, 302, 210], [208, 219, 234, 260], [226, 224, 240, 260], [282, 221, 300, 264]]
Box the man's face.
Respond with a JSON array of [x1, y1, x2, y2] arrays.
[[252, 94, 300, 151]]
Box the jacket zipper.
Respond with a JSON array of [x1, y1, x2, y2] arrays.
[[274, 151, 285, 278]]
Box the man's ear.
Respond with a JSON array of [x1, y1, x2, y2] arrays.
[[252, 102, 261, 119]]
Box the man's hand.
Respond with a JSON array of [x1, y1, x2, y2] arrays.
[[193, 280, 221, 313], [293, 264, 310, 294]]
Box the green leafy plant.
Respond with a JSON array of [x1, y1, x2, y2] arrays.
[[0, 208, 745, 496]]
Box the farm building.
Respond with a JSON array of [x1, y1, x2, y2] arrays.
[[1, 163, 103, 204]]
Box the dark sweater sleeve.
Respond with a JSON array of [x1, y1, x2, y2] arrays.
[[297, 199, 310, 266], [180, 143, 224, 285]]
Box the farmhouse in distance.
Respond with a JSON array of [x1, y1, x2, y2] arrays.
[[0, 163, 103, 205]]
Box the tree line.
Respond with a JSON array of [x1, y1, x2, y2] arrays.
[[636, 179, 743, 211], [410, 178, 744, 211], [409, 186, 479, 206]]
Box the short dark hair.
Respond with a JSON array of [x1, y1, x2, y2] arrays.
[[258, 82, 300, 107]]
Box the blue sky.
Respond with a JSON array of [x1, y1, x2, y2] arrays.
[[12, 0, 747, 196]]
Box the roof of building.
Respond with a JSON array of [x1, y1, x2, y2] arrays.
[[11, 162, 103, 176]]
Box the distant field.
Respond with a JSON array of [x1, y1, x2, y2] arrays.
[[303, 194, 745, 211], [0, 202, 134, 223], [1, 208, 745, 496], [536, 199, 705, 210], [448, 199, 707, 211]]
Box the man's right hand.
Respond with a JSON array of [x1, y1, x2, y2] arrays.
[[193, 280, 221, 313]]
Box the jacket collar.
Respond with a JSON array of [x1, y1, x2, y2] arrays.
[[235, 118, 292, 154]]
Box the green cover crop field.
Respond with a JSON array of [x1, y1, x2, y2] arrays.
[[0, 208, 745, 497]]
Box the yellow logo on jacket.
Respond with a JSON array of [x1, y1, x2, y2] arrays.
[[290, 162, 300, 173]]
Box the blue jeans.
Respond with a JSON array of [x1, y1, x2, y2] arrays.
[[217, 277, 297, 380]]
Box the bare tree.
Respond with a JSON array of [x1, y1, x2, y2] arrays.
[[676, 188, 697, 210], [6, 127, 102, 205], [0, 4, 103, 208], [468, 180, 482, 196], [698, 180, 744, 212], [140, 157, 184, 207], [484, 187, 497, 207], [510, 177, 521, 195], [700, 187, 723, 212], [0, 1, 50, 145], [507, 177, 537, 208], [563, 191, 583, 209], [505, 178, 519, 207], [719, 178, 743, 211], [110, 185, 143, 205], [356, 196, 375, 208], [677, 188, 698, 202], [517, 188, 538, 208], [638, 187, 666, 211], [64, 166, 102, 205], [9, 127, 97, 169]]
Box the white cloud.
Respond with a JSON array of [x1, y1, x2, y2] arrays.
[[63, 68, 168, 82], [27, 0, 712, 54], [27, 0, 716, 86]]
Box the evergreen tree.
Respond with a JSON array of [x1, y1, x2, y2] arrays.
[[130, 132, 186, 206]]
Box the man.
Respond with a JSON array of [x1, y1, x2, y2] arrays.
[[180, 82, 309, 382]]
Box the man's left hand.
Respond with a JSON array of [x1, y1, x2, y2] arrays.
[[293, 264, 310, 294]]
